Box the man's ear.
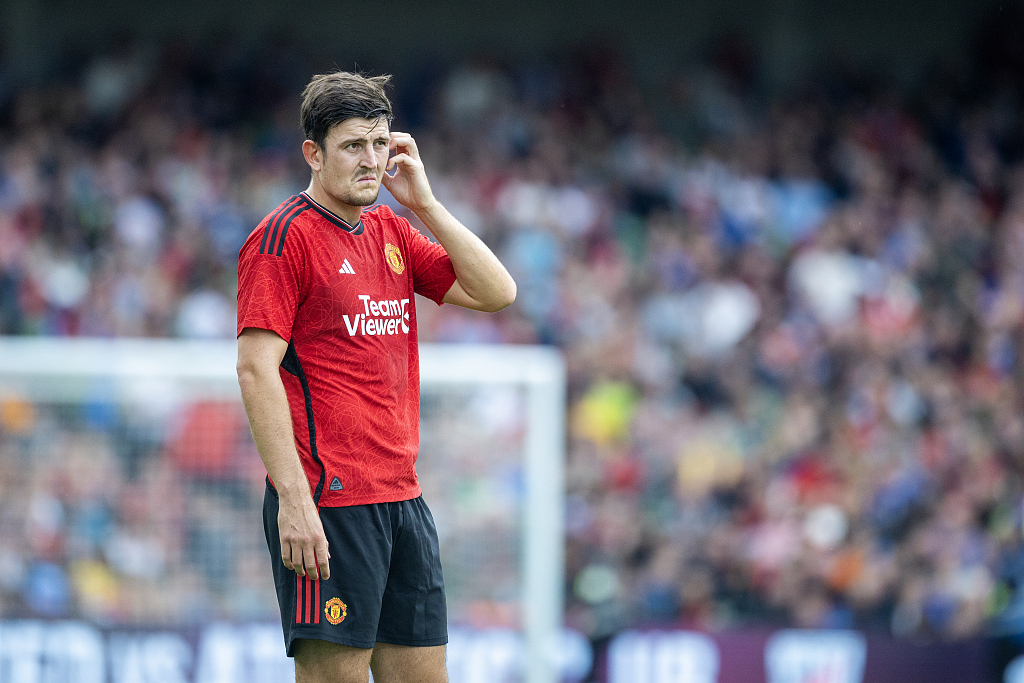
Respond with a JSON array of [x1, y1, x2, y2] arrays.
[[302, 140, 322, 172]]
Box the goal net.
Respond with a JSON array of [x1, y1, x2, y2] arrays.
[[0, 338, 567, 683]]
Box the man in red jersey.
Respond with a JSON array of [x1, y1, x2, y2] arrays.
[[236, 72, 515, 683]]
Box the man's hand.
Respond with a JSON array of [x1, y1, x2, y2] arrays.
[[278, 491, 331, 580], [382, 132, 436, 212]]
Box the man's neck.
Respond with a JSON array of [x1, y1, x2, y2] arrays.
[[304, 179, 363, 226]]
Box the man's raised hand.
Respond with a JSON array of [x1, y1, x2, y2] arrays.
[[382, 132, 436, 213]]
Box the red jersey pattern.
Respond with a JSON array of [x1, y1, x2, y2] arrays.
[[237, 193, 457, 506]]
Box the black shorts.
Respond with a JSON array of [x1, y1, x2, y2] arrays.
[[263, 483, 448, 655]]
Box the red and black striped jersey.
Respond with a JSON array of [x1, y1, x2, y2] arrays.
[[237, 193, 457, 506]]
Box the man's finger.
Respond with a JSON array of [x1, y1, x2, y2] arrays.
[[317, 544, 331, 581], [281, 542, 295, 571], [292, 544, 307, 576], [387, 153, 412, 172], [302, 540, 323, 579], [388, 133, 418, 157]]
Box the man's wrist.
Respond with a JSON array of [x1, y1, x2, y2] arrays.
[[274, 478, 313, 502], [412, 198, 444, 225]]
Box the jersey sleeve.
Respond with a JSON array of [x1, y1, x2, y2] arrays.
[[403, 218, 458, 306], [236, 226, 306, 341]]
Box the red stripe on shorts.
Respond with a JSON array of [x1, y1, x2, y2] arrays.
[[296, 573, 302, 623], [304, 576, 311, 623], [314, 578, 321, 624]]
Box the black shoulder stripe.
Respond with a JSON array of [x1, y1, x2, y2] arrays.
[[260, 196, 302, 254], [274, 207, 311, 256], [263, 197, 304, 256], [259, 198, 293, 254], [267, 201, 306, 257], [260, 196, 301, 254]]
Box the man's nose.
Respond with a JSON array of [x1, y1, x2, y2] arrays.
[[360, 144, 378, 169]]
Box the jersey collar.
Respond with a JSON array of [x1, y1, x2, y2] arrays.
[[300, 192, 365, 235]]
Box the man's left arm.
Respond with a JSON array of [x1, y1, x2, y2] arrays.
[[382, 132, 516, 312]]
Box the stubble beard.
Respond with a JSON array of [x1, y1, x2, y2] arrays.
[[338, 165, 382, 207], [339, 184, 380, 207], [319, 155, 381, 208]]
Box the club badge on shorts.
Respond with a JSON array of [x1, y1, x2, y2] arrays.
[[324, 597, 348, 625], [384, 243, 405, 274]]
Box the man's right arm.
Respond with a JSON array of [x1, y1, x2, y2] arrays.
[[236, 327, 330, 580]]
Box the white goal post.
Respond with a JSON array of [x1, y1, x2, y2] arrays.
[[0, 338, 566, 683]]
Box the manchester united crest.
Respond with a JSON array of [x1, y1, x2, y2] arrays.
[[324, 597, 348, 625], [384, 243, 405, 275]]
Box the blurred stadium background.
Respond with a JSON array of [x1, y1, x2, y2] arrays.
[[1, 0, 1024, 681]]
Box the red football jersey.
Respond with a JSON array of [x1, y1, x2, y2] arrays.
[[237, 192, 457, 506]]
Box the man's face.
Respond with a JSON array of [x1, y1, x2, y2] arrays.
[[313, 116, 390, 209]]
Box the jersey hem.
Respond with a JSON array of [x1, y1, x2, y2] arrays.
[[316, 485, 423, 508], [267, 479, 421, 508], [236, 322, 291, 342]]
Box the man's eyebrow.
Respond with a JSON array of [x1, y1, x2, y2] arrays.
[[337, 131, 390, 146], [337, 135, 368, 146]]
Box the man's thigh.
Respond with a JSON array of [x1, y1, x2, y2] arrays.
[[294, 639, 373, 683], [370, 643, 448, 683]]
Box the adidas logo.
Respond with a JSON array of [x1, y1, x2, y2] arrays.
[[338, 259, 355, 275], [329, 477, 344, 491]]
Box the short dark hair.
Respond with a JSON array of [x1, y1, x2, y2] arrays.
[[300, 71, 394, 151]]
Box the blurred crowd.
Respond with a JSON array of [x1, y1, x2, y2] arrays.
[[2, 6, 1024, 643], [0, 395, 276, 624]]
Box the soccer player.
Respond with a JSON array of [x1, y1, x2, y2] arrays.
[[235, 72, 515, 683]]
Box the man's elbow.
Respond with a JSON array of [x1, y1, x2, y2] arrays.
[[236, 356, 272, 394], [236, 360, 258, 392], [485, 278, 516, 312]]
